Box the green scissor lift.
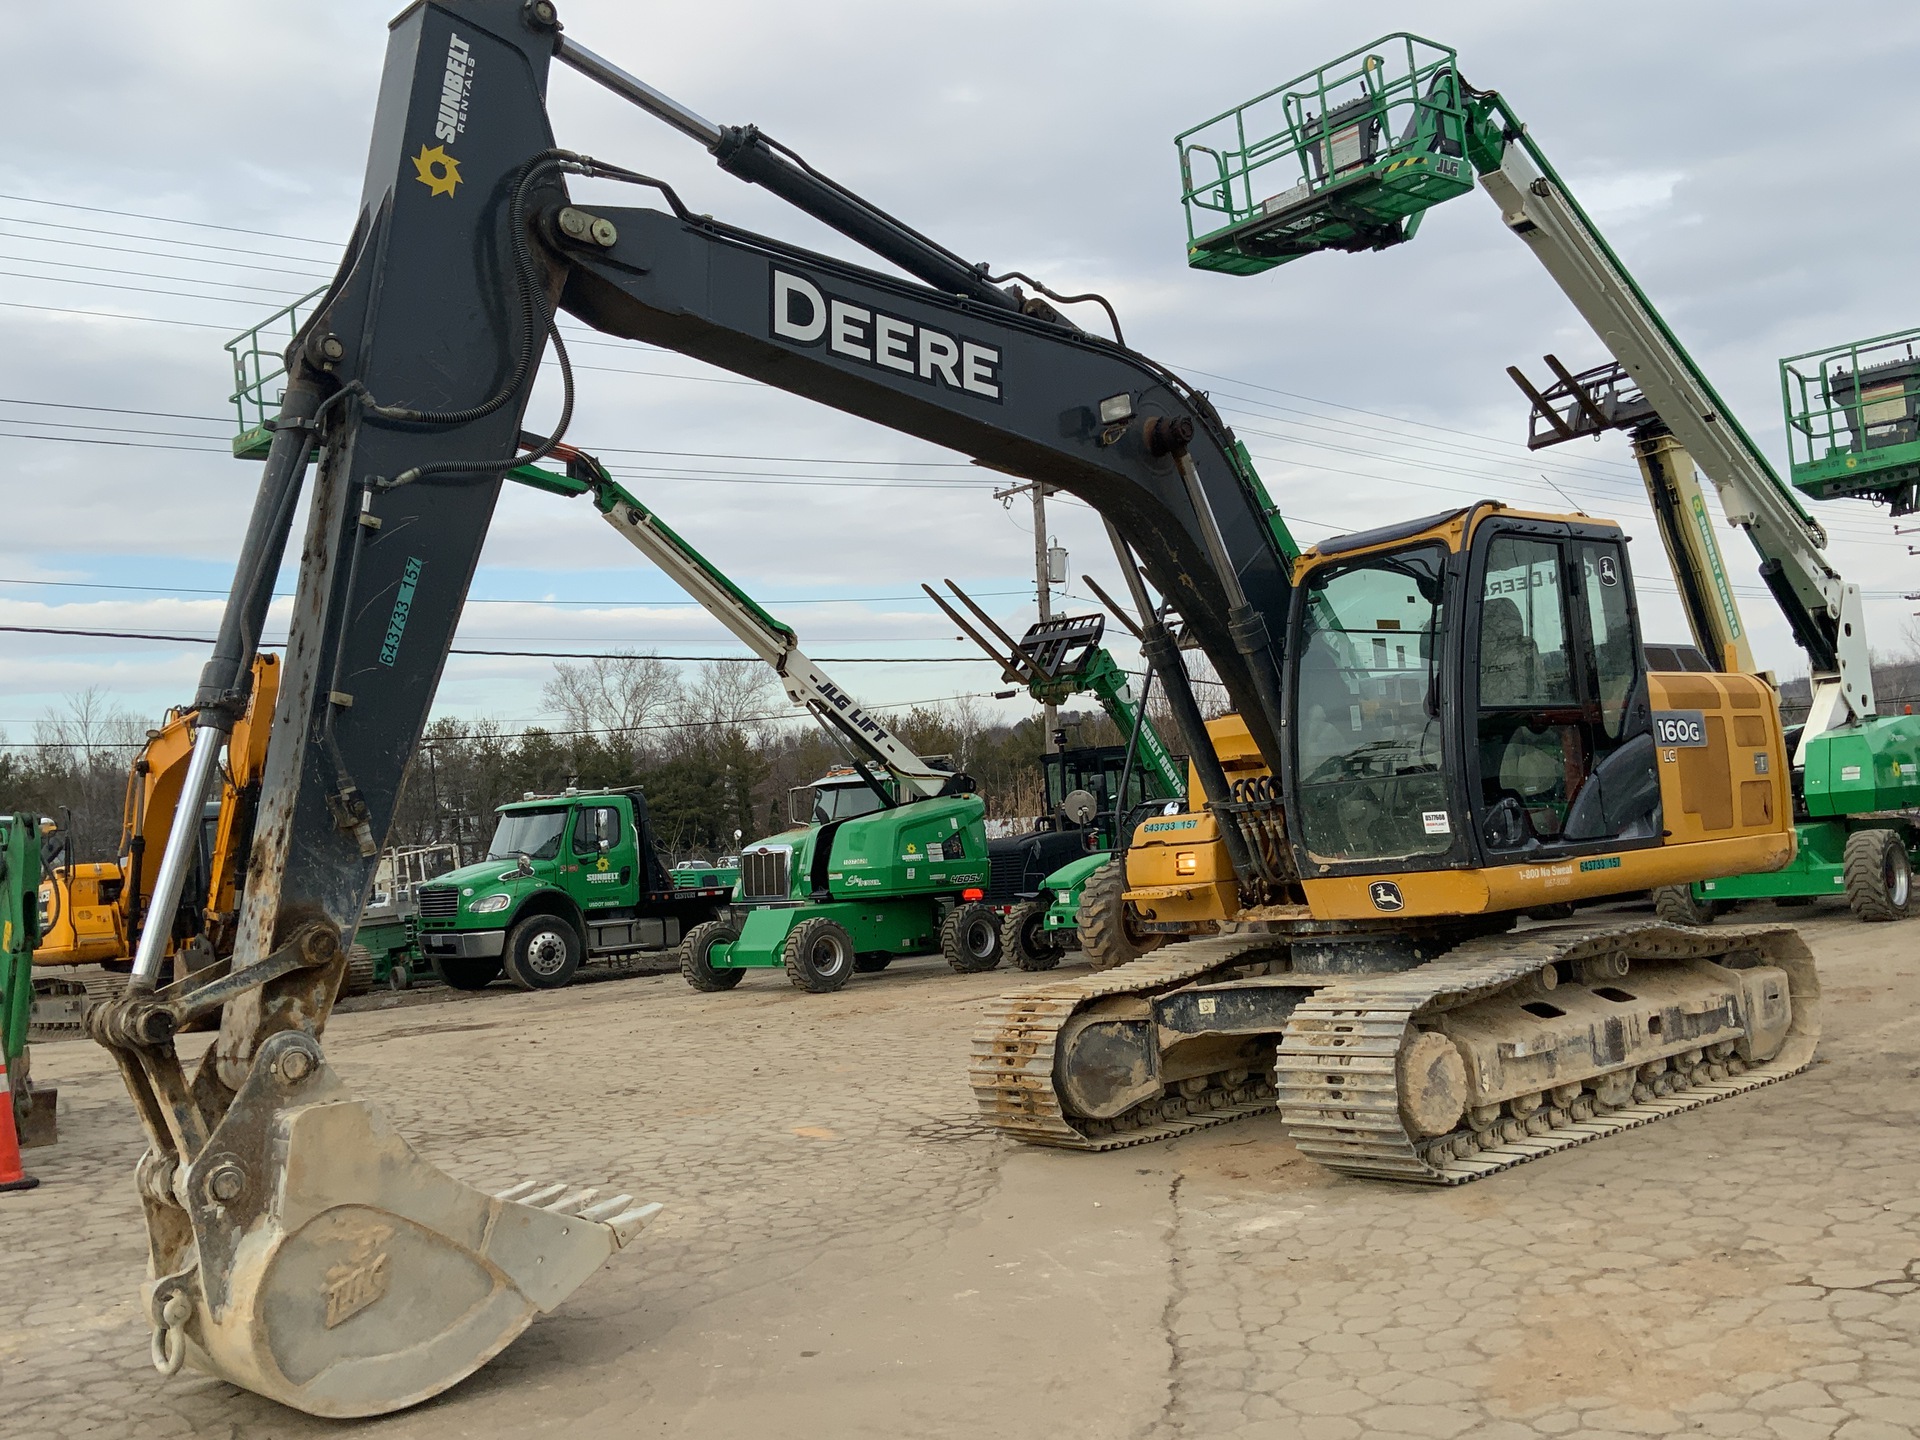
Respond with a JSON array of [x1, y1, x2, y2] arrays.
[[1174, 34, 1920, 922]]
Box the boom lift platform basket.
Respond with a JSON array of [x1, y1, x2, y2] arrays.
[[1175, 34, 1480, 274], [1780, 327, 1920, 515]]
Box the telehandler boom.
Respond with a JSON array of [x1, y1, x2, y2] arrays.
[[97, 4, 1816, 1416]]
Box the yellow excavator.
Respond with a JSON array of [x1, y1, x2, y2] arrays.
[[32, 655, 279, 1029], [969, 33, 1841, 1172], [84, 3, 1815, 1419]]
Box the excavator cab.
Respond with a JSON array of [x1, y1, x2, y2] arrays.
[[1276, 503, 1792, 919], [1131, 503, 1792, 930], [1289, 505, 1660, 877]]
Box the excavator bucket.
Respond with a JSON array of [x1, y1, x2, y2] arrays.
[[142, 1030, 658, 1418]]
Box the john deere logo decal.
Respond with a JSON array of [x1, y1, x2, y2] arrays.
[[1368, 881, 1405, 912]]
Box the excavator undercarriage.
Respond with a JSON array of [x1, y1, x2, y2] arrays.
[[975, 921, 1816, 1181]]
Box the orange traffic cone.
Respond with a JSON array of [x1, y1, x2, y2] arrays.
[[0, 1052, 39, 1193]]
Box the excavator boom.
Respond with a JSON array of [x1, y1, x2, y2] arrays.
[[95, 1, 1303, 1415]]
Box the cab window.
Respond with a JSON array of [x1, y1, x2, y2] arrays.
[[1580, 541, 1636, 740], [570, 805, 623, 855], [1475, 532, 1657, 854], [1293, 544, 1450, 863]]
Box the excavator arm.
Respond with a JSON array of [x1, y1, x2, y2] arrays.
[[95, 1, 1302, 1416]]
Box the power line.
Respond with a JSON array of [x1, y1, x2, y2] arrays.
[[0, 622, 993, 662], [0, 267, 304, 307], [0, 575, 1032, 608], [0, 210, 332, 261], [0, 427, 224, 452], [0, 300, 231, 330], [0, 255, 314, 298], [4, 689, 1013, 752], [0, 397, 978, 468], [0, 193, 341, 247], [0, 229, 332, 280], [0, 397, 232, 424]]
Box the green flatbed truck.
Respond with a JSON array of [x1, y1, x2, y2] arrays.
[[413, 786, 733, 990]]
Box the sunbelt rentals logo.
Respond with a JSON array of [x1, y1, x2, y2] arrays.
[[413, 32, 474, 198]]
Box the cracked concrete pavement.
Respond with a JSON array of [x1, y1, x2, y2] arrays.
[[3, 901, 1916, 1438]]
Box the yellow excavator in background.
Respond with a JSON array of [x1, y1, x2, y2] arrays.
[[32, 655, 277, 1021]]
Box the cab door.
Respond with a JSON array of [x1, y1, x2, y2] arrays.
[[1466, 519, 1661, 863], [569, 802, 636, 907]]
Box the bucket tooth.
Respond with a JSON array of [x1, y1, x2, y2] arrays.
[[602, 1203, 664, 1244], [145, 1031, 657, 1419]]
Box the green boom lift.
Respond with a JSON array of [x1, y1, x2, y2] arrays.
[[1175, 34, 1919, 923]]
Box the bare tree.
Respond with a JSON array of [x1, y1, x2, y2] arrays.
[[25, 688, 151, 859], [671, 660, 778, 742], [34, 686, 150, 769], [541, 651, 682, 752]]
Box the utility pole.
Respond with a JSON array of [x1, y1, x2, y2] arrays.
[[995, 478, 1061, 752]]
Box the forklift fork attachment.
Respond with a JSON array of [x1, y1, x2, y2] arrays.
[[142, 1030, 658, 1418]]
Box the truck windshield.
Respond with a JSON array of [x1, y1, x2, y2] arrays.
[[486, 809, 568, 862]]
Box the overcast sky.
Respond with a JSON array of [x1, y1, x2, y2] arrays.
[[4, 0, 1918, 746]]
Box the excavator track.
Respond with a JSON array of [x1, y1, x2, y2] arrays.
[[973, 921, 1818, 1182], [970, 936, 1296, 1151], [1277, 921, 1818, 1184], [30, 969, 127, 1041]]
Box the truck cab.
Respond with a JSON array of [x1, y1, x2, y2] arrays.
[[414, 786, 731, 991]]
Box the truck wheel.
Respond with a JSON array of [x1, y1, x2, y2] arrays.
[[434, 955, 502, 991], [1844, 829, 1913, 922], [783, 918, 854, 993], [503, 916, 582, 990], [941, 903, 1005, 973], [1003, 900, 1060, 972], [853, 952, 893, 973], [680, 921, 745, 991], [1076, 858, 1164, 971], [1652, 885, 1720, 927]]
